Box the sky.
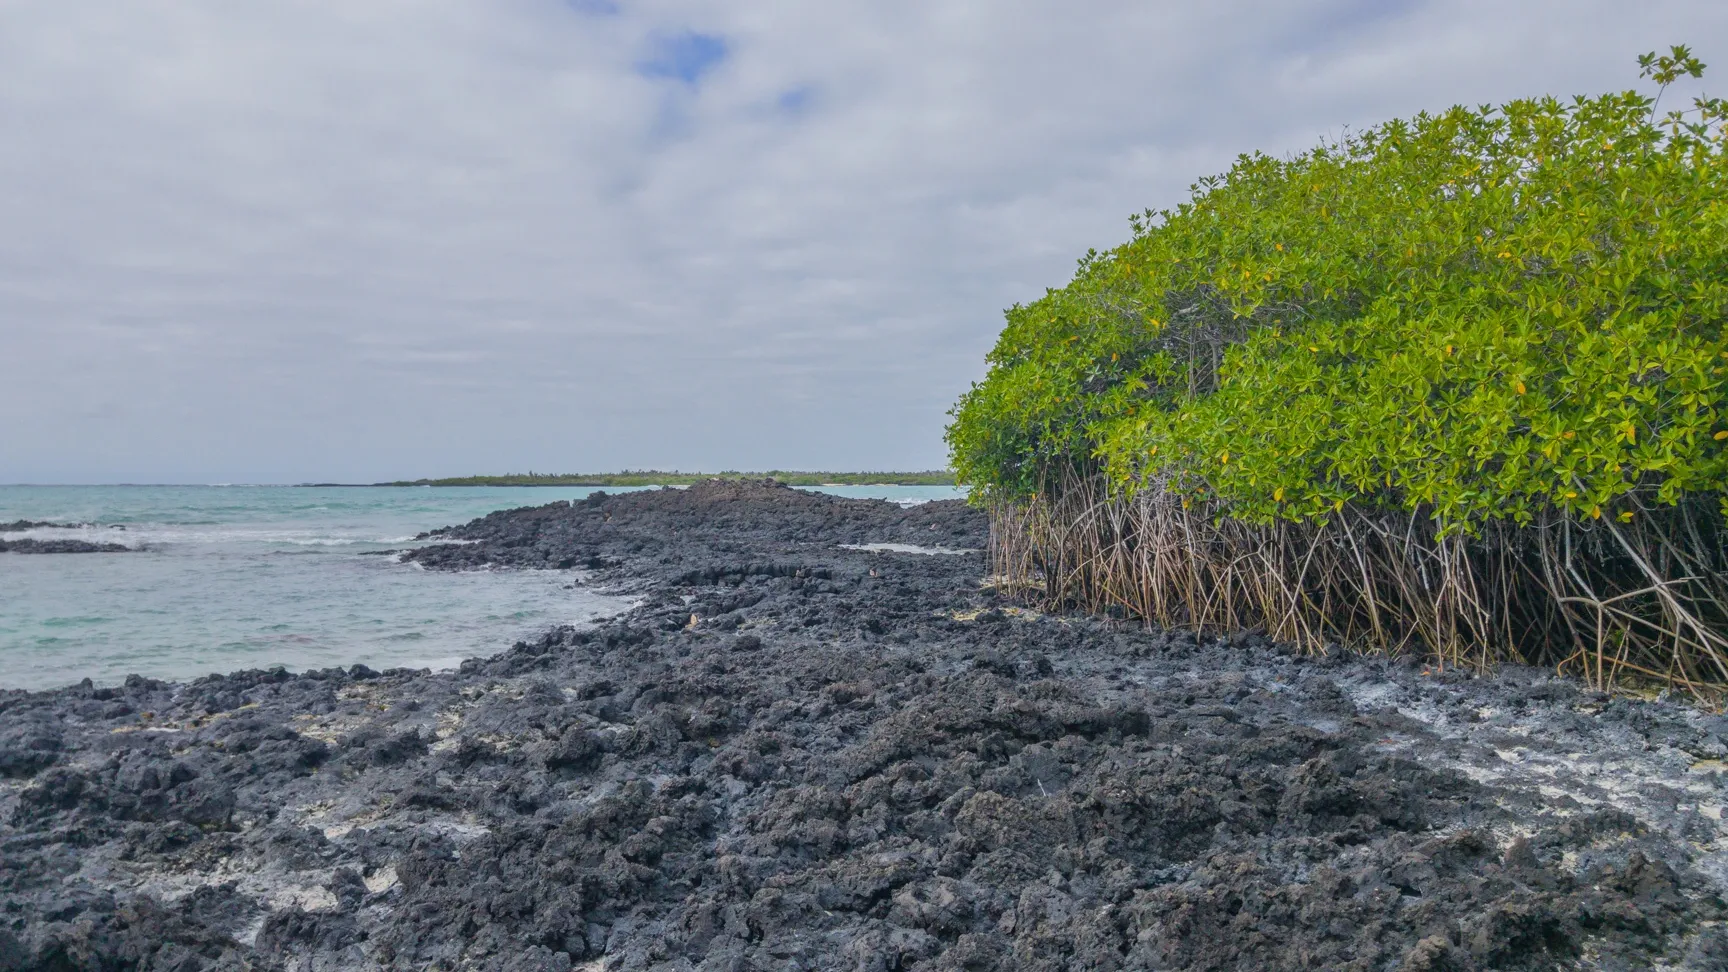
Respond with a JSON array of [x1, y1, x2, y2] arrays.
[[2, 1, 1723, 484]]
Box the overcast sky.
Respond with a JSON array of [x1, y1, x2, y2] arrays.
[[2, 1, 1721, 483]]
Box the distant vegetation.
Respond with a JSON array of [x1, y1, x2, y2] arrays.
[[947, 48, 1728, 693], [377, 471, 955, 487]]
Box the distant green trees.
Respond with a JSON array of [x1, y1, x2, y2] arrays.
[[948, 49, 1728, 692]]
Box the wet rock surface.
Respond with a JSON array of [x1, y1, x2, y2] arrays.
[[3, 479, 1726, 970], [0, 537, 132, 553]]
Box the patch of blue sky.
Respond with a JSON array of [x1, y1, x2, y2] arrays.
[[637, 31, 728, 86], [777, 86, 813, 115], [564, 0, 620, 15]]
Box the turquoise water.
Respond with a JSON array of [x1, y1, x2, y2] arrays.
[[0, 484, 966, 691]]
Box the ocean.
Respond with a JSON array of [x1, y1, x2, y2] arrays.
[[0, 483, 965, 691]]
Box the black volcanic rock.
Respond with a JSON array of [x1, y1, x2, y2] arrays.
[[0, 538, 131, 553], [2, 480, 1725, 969], [403, 477, 985, 578], [0, 520, 87, 531]]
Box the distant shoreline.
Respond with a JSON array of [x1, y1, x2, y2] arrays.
[[302, 471, 957, 488]]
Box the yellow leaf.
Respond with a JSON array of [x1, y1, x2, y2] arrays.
[[1716, 431, 1728, 440], [1220, 451, 1229, 465], [1563, 491, 1577, 499], [1618, 511, 1635, 523], [1309, 346, 1319, 353], [1111, 353, 1118, 362], [1590, 506, 1602, 520], [1563, 431, 1575, 439], [1273, 487, 1284, 501], [1275, 243, 1284, 251], [1514, 380, 1526, 395], [1444, 344, 1454, 356], [1498, 251, 1512, 259]]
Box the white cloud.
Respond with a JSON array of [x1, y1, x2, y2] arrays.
[[1, 0, 1722, 481]]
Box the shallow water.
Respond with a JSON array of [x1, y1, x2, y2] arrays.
[[839, 542, 978, 555], [0, 483, 964, 690]]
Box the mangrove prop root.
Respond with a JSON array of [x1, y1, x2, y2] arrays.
[[991, 478, 1728, 698]]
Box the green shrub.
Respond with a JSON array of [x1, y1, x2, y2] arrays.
[[948, 49, 1728, 689]]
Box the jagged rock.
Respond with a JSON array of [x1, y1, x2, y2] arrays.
[[2, 483, 1723, 969]]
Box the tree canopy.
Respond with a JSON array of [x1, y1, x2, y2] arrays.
[[949, 48, 1728, 535]]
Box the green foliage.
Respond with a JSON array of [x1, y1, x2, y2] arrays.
[[378, 470, 956, 487], [949, 51, 1728, 532]]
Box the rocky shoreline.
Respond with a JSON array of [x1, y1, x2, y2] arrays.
[[3, 480, 1726, 969]]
